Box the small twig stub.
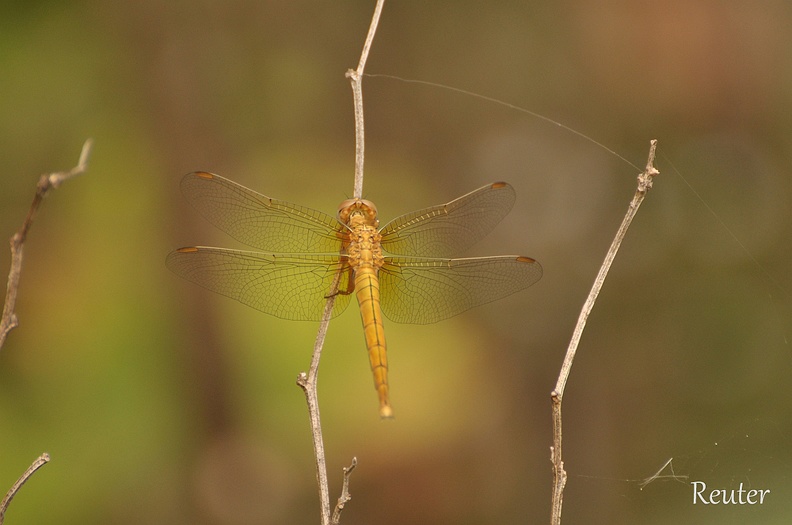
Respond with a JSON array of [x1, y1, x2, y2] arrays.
[[331, 457, 358, 525]]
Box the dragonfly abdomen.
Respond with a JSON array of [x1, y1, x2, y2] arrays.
[[354, 265, 392, 419]]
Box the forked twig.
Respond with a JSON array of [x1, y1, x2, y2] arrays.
[[0, 453, 50, 525], [0, 139, 93, 352], [331, 457, 358, 525], [296, 2, 385, 524], [549, 140, 659, 524]]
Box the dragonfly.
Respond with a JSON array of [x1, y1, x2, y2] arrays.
[[166, 172, 542, 418]]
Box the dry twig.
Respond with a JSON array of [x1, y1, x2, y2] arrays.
[[0, 139, 93, 352], [0, 453, 50, 525], [296, 271, 342, 523], [295, 2, 384, 524], [549, 140, 659, 524], [331, 457, 358, 525], [346, 0, 384, 199]]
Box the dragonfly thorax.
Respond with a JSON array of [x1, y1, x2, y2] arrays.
[[338, 198, 379, 228]]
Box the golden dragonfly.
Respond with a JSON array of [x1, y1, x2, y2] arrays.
[[167, 172, 542, 418]]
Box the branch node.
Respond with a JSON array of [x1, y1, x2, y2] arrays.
[[296, 371, 308, 389], [637, 139, 659, 193]]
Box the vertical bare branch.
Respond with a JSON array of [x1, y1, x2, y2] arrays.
[[0, 453, 50, 525], [0, 139, 93, 352], [296, 272, 341, 524], [346, 0, 385, 199], [297, 3, 385, 524], [549, 140, 659, 525]]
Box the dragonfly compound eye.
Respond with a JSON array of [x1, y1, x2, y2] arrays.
[[338, 198, 379, 224]]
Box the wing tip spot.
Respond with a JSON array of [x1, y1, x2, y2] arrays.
[[177, 247, 199, 253], [491, 181, 510, 189], [516, 256, 536, 263], [194, 171, 215, 180]]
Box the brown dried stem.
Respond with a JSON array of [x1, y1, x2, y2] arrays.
[[0, 453, 50, 525], [346, 0, 384, 199], [296, 2, 384, 524], [0, 139, 93, 352], [549, 140, 659, 524], [331, 457, 358, 525], [296, 271, 341, 524]]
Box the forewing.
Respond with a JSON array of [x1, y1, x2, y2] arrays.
[[180, 172, 345, 253], [166, 247, 353, 321], [378, 255, 542, 324], [379, 182, 516, 257]]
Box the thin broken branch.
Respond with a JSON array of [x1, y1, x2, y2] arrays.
[[0, 453, 50, 525], [331, 457, 358, 525], [0, 139, 93, 351], [549, 140, 659, 525]]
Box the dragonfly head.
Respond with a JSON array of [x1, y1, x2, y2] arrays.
[[338, 198, 379, 227]]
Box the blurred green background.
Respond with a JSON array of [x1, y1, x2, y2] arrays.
[[1, 1, 791, 524]]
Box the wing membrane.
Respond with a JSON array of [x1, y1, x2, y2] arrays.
[[166, 247, 353, 321], [180, 172, 345, 253], [379, 182, 516, 257], [378, 255, 542, 324]]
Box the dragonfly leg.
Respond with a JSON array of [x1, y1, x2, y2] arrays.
[[325, 267, 355, 298]]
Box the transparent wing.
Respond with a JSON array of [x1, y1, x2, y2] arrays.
[[379, 182, 517, 257], [166, 247, 353, 321], [180, 172, 346, 253], [378, 255, 542, 324]]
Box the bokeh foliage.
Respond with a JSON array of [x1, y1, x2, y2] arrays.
[[1, 2, 790, 524]]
